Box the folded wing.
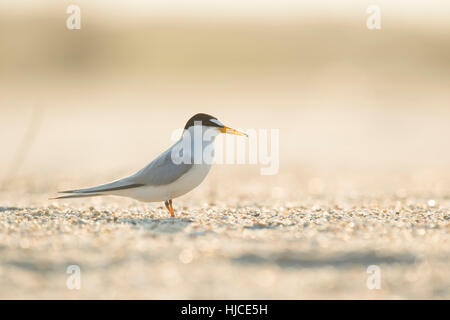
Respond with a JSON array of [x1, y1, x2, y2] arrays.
[[55, 141, 192, 199], [131, 146, 193, 186]]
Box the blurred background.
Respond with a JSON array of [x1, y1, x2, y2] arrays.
[[1, 0, 450, 198], [0, 0, 449, 299]]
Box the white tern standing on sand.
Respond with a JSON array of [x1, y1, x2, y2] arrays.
[[52, 113, 247, 217]]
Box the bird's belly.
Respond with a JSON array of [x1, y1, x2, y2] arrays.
[[123, 163, 212, 202]]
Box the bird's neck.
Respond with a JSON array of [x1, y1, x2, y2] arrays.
[[177, 126, 218, 165]]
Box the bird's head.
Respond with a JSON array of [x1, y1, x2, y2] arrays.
[[184, 113, 247, 137]]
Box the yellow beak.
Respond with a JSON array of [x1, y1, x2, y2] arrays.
[[220, 126, 248, 137]]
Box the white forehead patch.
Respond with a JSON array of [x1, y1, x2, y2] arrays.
[[210, 118, 224, 127]]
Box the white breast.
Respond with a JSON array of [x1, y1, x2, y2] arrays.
[[125, 163, 212, 202]]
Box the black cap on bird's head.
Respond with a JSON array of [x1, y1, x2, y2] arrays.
[[184, 113, 247, 136], [184, 113, 221, 129]]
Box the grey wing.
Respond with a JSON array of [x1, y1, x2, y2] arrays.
[[131, 147, 193, 186], [59, 143, 191, 195], [59, 177, 145, 194]]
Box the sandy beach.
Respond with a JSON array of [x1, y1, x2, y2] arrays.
[[1, 1, 449, 299]]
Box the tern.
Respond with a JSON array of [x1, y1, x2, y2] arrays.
[[52, 113, 247, 217]]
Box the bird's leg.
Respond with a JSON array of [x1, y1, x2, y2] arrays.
[[168, 199, 175, 217], [164, 199, 175, 217]]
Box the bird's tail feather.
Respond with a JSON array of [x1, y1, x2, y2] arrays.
[[51, 181, 145, 200], [49, 194, 102, 200], [59, 183, 145, 194]]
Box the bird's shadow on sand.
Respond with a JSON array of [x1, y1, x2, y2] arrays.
[[119, 217, 193, 234]]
